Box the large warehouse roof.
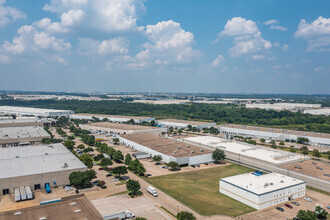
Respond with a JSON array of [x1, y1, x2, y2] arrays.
[[0, 126, 50, 140], [120, 133, 212, 158], [0, 143, 87, 179], [0, 117, 55, 127], [0, 106, 73, 116], [186, 136, 305, 164], [221, 172, 305, 195], [71, 113, 153, 120], [157, 119, 215, 126], [88, 122, 160, 131]]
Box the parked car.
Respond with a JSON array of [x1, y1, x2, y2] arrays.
[[190, 165, 196, 168], [285, 204, 293, 209], [316, 167, 323, 170], [106, 174, 112, 177], [112, 178, 119, 182], [92, 180, 100, 184], [327, 206, 330, 210], [146, 174, 152, 177], [64, 186, 73, 191], [98, 167, 104, 170], [312, 162, 317, 165], [204, 163, 209, 165], [291, 201, 300, 206], [196, 164, 200, 167], [304, 197, 312, 202], [294, 166, 302, 169], [276, 207, 284, 212], [324, 174, 330, 177], [161, 166, 168, 169]]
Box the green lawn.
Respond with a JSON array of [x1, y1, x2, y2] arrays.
[[147, 164, 256, 216]]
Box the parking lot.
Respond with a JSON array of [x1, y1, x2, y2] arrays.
[[239, 189, 330, 220]]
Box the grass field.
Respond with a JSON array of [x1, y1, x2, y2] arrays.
[[147, 164, 256, 216]]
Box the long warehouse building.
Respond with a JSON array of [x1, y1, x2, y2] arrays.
[[0, 126, 51, 147], [0, 143, 87, 195], [0, 117, 55, 127], [0, 106, 73, 117], [156, 119, 216, 129], [118, 133, 213, 166], [217, 124, 330, 147], [70, 113, 155, 124]]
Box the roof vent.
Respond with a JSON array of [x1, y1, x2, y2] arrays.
[[280, 180, 284, 183], [177, 146, 181, 149], [186, 145, 190, 148], [200, 149, 203, 152], [63, 163, 69, 168], [16, 156, 19, 158], [49, 145, 53, 148], [45, 153, 48, 155], [270, 182, 274, 185], [191, 151, 194, 153]]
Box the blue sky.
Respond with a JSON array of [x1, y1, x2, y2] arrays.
[[0, 0, 329, 94]]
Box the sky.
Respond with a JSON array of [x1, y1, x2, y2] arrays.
[[0, 0, 329, 94]]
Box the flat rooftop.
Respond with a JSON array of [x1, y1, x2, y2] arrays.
[[157, 119, 215, 126], [221, 172, 305, 195], [0, 195, 103, 220], [0, 126, 50, 140], [120, 133, 212, 158], [72, 113, 153, 120], [88, 122, 160, 131], [186, 136, 305, 164], [0, 143, 87, 179], [0, 117, 55, 125], [217, 124, 330, 139], [0, 106, 72, 114]]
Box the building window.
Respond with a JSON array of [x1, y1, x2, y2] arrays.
[[2, 188, 9, 195], [34, 184, 41, 190]]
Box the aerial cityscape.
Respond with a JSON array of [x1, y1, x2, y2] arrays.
[[0, 0, 329, 220]]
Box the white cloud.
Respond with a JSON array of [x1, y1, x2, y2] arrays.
[[314, 66, 324, 72], [263, 19, 278, 25], [295, 16, 330, 51], [251, 55, 265, 60], [0, 0, 25, 27], [269, 25, 287, 31], [284, 64, 291, 68], [1, 25, 70, 64], [272, 65, 282, 69], [38, 0, 145, 34], [219, 17, 271, 57], [211, 54, 226, 66], [282, 44, 289, 51], [78, 37, 129, 55]]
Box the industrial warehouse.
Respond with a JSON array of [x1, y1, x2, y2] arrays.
[[118, 133, 213, 165], [216, 124, 330, 147], [220, 172, 306, 210], [156, 119, 216, 129], [0, 126, 51, 147], [0, 117, 55, 127], [70, 113, 155, 123], [0, 106, 73, 117], [80, 122, 166, 135], [0, 143, 86, 196]]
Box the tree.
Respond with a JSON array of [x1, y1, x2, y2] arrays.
[[124, 154, 133, 165], [79, 154, 93, 168], [212, 149, 226, 163], [296, 210, 317, 220], [302, 150, 309, 156], [135, 163, 146, 176], [83, 147, 94, 153], [94, 153, 104, 161], [153, 155, 162, 164], [69, 170, 96, 188], [112, 166, 128, 177], [129, 159, 140, 171], [177, 211, 196, 220], [300, 146, 308, 151], [312, 149, 321, 157], [113, 150, 124, 162], [77, 144, 85, 149], [100, 158, 113, 167], [42, 138, 51, 144], [167, 161, 180, 171], [149, 120, 156, 126], [126, 179, 140, 196], [260, 138, 266, 143], [279, 141, 285, 146], [63, 140, 75, 150], [135, 218, 147, 220], [112, 137, 120, 145], [314, 205, 328, 219]]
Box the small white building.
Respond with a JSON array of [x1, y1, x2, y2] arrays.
[[156, 119, 216, 129], [219, 173, 306, 210]]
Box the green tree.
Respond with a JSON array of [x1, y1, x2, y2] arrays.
[[79, 154, 93, 168], [63, 140, 75, 150], [42, 138, 51, 144], [167, 161, 180, 171], [69, 170, 96, 188], [77, 144, 85, 149], [94, 153, 104, 161], [153, 155, 162, 164], [135, 218, 147, 220], [279, 141, 285, 146], [112, 137, 120, 145], [212, 149, 226, 163], [296, 210, 317, 220], [126, 179, 140, 196], [124, 154, 133, 165], [260, 138, 266, 143], [100, 158, 113, 167], [314, 205, 328, 219], [112, 166, 128, 177], [113, 150, 124, 162], [177, 211, 196, 220], [312, 149, 321, 157], [300, 146, 309, 151], [135, 163, 146, 176], [129, 159, 140, 171]]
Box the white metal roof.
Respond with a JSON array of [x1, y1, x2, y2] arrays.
[[0, 126, 50, 140], [220, 172, 305, 195], [186, 136, 305, 164], [0, 106, 73, 116], [0, 143, 87, 179]]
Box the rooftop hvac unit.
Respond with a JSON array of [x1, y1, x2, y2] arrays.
[[190, 151, 194, 154], [16, 156, 19, 158], [186, 145, 190, 148], [270, 182, 274, 185], [45, 153, 48, 155], [200, 149, 203, 152], [177, 146, 181, 149], [264, 183, 269, 187], [63, 163, 69, 168]]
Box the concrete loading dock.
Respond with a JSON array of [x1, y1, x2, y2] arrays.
[[119, 133, 213, 166], [0, 143, 87, 196]]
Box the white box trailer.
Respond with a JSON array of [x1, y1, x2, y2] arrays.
[[104, 211, 135, 220], [19, 186, 27, 201], [25, 186, 33, 200], [147, 186, 158, 197], [14, 188, 21, 202]]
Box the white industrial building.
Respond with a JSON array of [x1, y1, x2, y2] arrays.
[[118, 133, 213, 166], [245, 103, 321, 111], [0, 143, 87, 195], [0, 117, 56, 127], [0, 106, 73, 117], [70, 113, 155, 124], [156, 119, 216, 129], [0, 126, 51, 147], [220, 173, 306, 210], [80, 122, 166, 135], [216, 124, 330, 147], [303, 108, 330, 116]]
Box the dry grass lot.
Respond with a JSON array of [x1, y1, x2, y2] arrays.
[[147, 164, 255, 217]]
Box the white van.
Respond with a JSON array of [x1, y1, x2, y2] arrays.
[[147, 186, 158, 197]]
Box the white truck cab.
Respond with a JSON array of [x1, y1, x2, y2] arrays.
[[147, 186, 158, 197]]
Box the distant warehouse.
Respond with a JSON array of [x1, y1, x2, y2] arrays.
[[0, 117, 55, 127], [118, 133, 213, 166], [156, 119, 216, 129], [0, 143, 87, 195], [0, 106, 73, 117], [0, 126, 51, 147], [80, 122, 166, 135], [220, 172, 306, 210], [70, 113, 155, 123]]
